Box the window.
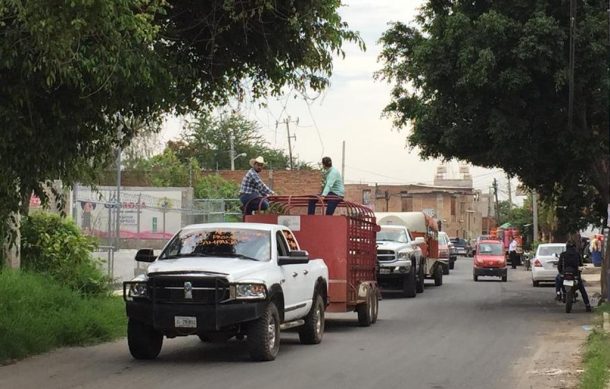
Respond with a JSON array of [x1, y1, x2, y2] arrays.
[[282, 230, 299, 250], [276, 231, 290, 257]]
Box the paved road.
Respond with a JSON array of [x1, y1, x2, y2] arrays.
[[0, 258, 593, 389]]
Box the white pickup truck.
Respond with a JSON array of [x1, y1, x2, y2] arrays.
[[376, 225, 426, 297], [124, 222, 329, 362]]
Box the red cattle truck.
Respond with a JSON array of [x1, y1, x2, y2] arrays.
[[245, 195, 381, 327]]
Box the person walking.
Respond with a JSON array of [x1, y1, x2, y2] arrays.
[[307, 156, 344, 215], [590, 235, 603, 267], [239, 156, 274, 215], [508, 236, 518, 269]]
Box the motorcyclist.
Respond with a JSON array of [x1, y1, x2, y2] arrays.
[[555, 240, 591, 312]]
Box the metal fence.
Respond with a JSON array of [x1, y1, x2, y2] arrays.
[[73, 189, 242, 282]]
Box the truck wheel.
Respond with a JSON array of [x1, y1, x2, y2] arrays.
[[501, 275, 507, 282], [127, 319, 163, 360], [247, 302, 280, 361], [416, 264, 425, 293], [442, 263, 449, 275], [434, 265, 443, 286], [371, 289, 379, 324], [402, 269, 417, 298], [357, 289, 373, 327], [473, 274, 478, 282], [449, 260, 455, 270], [298, 295, 325, 345]]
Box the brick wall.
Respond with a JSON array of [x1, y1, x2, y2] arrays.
[[202, 169, 322, 195]]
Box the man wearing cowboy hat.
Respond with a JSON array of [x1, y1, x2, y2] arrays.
[[239, 156, 274, 214]]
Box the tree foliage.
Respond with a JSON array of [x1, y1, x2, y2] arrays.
[[0, 0, 361, 263], [378, 0, 609, 233], [168, 112, 298, 170]]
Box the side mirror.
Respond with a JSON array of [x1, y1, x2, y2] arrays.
[[278, 250, 310, 265], [135, 248, 157, 263]]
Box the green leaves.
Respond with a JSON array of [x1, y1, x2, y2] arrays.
[[379, 0, 609, 232]]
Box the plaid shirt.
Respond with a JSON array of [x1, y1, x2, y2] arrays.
[[240, 168, 273, 195]]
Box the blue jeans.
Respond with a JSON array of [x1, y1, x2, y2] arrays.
[[307, 192, 342, 215], [240, 193, 269, 215]]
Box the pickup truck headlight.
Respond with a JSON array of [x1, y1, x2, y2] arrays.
[[127, 282, 149, 299], [397, 251, 409, 260], [231, 283, 267, 300]]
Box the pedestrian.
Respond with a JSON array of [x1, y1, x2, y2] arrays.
[[508, 236, 518, 269], [307, 156, 344, 215], [239, 156, 274, 215], [591, 235, 603, 267]]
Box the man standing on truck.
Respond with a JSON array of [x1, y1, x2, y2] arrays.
[[240, 156, 274, 215], [308, 156, 344, 215]]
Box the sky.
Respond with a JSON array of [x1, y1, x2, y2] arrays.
[[160, 0, 518, 201]]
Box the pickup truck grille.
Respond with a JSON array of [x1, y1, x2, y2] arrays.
[[377, 249, 396, 262], [149, 276, 230, 304]]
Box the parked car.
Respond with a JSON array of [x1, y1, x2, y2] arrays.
[[531, 243, 566, 287], [473, 240, 507, 282], [449, 237, 472, 257], [448, 241, 458, 269]]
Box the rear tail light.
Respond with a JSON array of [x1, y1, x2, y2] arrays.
[[533, 259, 542, 267]]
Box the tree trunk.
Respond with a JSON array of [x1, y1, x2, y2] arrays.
[[2, 212, 21, 269]]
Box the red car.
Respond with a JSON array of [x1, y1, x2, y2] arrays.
[[473, 240, 507, 282]]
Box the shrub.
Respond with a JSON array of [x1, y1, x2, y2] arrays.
[[20, 212, 110, 296], [0, 270, 125, 364]]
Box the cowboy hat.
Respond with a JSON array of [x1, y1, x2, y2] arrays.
[[249, 156, 266, 167]]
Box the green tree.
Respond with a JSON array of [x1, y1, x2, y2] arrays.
[[169, 112, 304, 170], [194, 175, 239, 199], [377, 0, 609, 232], [0, 0, 362, 266]]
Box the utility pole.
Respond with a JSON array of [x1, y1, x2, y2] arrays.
[[493, 178, 500, 226], [507, 174, 512, 210], [115, 124, 122, 254], [277, 116, 298, 170], [341, 141, 346, 179], [229, 132, 235, 171], [532, 189, 539, 243]]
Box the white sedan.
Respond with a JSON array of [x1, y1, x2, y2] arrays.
[[531, 243, 566, 286]]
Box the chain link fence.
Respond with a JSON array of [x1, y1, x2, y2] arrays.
[[73, 185, 242, 283]]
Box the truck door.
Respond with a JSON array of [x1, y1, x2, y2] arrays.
[[276, 231, 309, 321]]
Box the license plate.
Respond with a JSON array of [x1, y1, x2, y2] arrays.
[[379, 268, 391, 274], [175, 316, 197, 328], [563, 280, 574, 287]]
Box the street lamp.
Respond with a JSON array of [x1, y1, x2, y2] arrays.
[[231, 152, 246, 170]]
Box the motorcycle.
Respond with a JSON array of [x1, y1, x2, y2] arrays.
[[562, 271, 579, 313]]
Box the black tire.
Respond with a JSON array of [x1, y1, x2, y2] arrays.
[[357, 289, 373, 327], [299, 295, 325, 344], [566, 289, 574, 313], [416, 263, 425, 293], [371, 289, 379, 324], [501, 275, 507, 282], [434, 265, 443, 286], [402, 269, 417, 298], [532, 280, 539, 287], [247, 302, 280, 361], [449, 260, 455, 270], [473, 274, 478, 282], [127, 319, 163, 360], [442, 263, 449, 275]]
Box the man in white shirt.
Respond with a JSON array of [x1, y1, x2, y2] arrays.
[[508, 237, 518, 269]]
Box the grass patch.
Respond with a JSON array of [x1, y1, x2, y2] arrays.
[[0, 269, 126, 364], [580, 303, 610, 389]]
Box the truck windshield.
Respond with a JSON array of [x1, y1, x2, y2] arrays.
[[160, 228, 271, 262], [377, 228, 409, 243]]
